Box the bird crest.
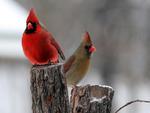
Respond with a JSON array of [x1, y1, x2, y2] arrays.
[[26, 8, 39, 23], [83, 32, 92, 43]]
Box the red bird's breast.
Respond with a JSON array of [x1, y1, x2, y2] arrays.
[[22, 29, 58, 65]]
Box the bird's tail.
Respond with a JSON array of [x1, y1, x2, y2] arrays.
[[58, 50, 66, 60]]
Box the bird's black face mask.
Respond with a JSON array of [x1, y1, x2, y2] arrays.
[[25, 21, 37, 34]]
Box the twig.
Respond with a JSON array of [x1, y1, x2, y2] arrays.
[[115, 99, 150, 113]]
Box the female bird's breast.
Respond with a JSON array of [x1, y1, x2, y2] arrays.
[[66, 57, 90, 85]]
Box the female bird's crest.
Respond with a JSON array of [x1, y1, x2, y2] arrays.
[[26, 8, 39, 23], [83, 32, 92, 43], [83, 32, 96, 53]]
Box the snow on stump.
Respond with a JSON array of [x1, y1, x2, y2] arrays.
[[70, 85, 114, 113], [30, 64, 70, 113]]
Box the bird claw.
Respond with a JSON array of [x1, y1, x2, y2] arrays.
[[31, 60, 59, 70], [32, 64, 40, 67], [48, 60, 59, 65], [73, 85, 77, 89], [71, 85, 78, 96], [32, 64, 51, 69]]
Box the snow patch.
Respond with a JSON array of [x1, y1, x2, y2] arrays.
[[90, 96, 106, 103]]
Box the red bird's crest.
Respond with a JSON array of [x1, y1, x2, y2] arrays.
[[26, 8, 39, 23]]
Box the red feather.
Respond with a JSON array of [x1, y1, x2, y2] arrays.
[[22, 8, 65, 65]]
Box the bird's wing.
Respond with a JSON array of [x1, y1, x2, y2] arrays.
[[63, 55, 76, 73], [51, 38, 65, 60], [42, 26, 66, 60], [49, 33, 66, 60]]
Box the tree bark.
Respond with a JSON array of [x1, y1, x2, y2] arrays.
[[70, 85, 114, 113], [30, 64, 70, 113]]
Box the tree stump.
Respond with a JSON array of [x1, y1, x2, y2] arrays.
[[30, 64, 70, 113], [70, 85, 114, 113]]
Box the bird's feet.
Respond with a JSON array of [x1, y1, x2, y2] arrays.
[[71, 85, 78, 108], [48, 60, 59, 65], [71, 85, 78, 96], [32, 64, 51, 69], [31, 60, 60, 69], [32, 64, 41, 67]]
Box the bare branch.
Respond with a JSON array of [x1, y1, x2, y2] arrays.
[[115, 99, 150, 113]]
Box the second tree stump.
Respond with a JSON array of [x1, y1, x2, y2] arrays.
[[70, 85, 114, 113]]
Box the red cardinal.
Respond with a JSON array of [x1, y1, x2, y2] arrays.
[[22, 8, 65, 65]]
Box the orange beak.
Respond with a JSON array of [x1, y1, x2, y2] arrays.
[[27, 22, 33, 30], [89, 45, 96, 53]]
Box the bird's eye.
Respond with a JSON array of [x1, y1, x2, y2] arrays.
[[84, 45, 91, 50]]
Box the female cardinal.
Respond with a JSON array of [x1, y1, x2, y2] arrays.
[[64, 32, 96, 86], [22, 8, 65, 65]]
